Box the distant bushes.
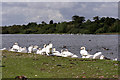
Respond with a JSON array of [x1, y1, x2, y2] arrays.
[[2, 15, 120, 34]]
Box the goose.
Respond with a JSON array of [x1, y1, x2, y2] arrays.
[[80, 47, 90, 58], [93, 52, 102, 59], [52, 48, 62, 56], [12, 42, 20, 51], [28, 45, 33, 53]]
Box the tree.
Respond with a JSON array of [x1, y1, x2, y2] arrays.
[[41, 21, 47, 25], [72, 15, 85, 23], [93, 16, 100, 21], [49, 20, 53, 24]]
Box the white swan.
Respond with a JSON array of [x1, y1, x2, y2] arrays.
[[85, 55, 94, 59], [60, 49, 68, 57], [17, 47, 27, 53], [113, 58, 118, 61], [21, 47, 27, 53], [52, 48, 62, 56], [46, 43, 53, 55], [33, 45, 38, 53], [80, 47, 90, 58], [71, 54, 78, 58], [100, 55, 104, 59], [41, 44, 47, 55], [61, 49, 74, 57], [28, 45, 33, 53], [36, 48, 42, 55], [9, 47, 16, 52], [12, 42, 20, 51], [100, 55, 111, 60], [0, 48, 6, 51], [17, 47, 22, 52], [93, 52, 102, 59]]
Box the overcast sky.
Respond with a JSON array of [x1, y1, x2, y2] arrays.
[[1, 2, 118, 26]]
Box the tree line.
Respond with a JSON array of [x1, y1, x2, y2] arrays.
[[2, 15, 120, 34]]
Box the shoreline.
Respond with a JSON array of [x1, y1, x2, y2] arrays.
[[1, 33, 119, 35]]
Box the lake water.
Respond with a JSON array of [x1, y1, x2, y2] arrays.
[[1, 34, 119, 59]]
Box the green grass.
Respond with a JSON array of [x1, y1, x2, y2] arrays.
[[1, 50, 119, 78]]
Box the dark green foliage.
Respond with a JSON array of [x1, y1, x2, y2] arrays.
[[49, 20, 54, 24], [2, 15, 120, 34]]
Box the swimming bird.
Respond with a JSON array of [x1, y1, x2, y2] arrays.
[[80, 47, 90, 58], [102, 47, 109, 50], [28, 45, 33, 53]]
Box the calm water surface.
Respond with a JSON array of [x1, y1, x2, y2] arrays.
[[1, 34, 118, 59]]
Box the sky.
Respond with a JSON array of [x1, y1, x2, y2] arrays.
[[1, 2, 119, 26]]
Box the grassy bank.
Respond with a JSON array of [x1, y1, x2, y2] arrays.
[[1, 50, 119, 78]]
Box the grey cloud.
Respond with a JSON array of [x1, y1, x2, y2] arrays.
[[2, 2, 118, 26]]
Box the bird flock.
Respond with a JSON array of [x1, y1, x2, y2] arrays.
[[0, 42, 118, 61]]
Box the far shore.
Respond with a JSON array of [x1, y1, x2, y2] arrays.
[[1, 33, 119, 35]]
